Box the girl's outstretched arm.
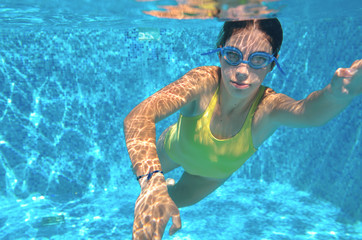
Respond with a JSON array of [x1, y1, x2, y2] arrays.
[[269, 60, 361, 128]]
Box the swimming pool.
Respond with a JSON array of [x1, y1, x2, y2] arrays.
[[0, 0, 361, 239]]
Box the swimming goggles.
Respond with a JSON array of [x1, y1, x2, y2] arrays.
[[201, 46, 285, 75]]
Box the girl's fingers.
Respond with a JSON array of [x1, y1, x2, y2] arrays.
[[335, 68, 354, 78], [169, 213, 182, 236]]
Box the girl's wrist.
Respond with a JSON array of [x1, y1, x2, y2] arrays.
[[139, 171, 166, 190], [137, 170, 164, 181]]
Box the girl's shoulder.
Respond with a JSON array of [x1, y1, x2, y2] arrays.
[[262, 86, 277, 98], [258, 86, 298, 122], [180, 65, 220, 97], [186, 66, 220, 86], [179, 66, 220, 116], [260, 87, 295, 109], [257, 86, 281, 116]]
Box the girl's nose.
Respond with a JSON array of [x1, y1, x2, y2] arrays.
[[236, 65, 249, 81]]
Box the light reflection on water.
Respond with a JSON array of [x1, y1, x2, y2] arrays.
[[0, 0, 360, 28], [140, 0, 280, 20]]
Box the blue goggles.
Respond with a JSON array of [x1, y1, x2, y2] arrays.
[[201, 46, 285, 75]]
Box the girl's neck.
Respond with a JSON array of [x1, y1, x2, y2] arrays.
[[217, 84, 260, 117]]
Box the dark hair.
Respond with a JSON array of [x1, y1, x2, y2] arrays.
[[216, 18, 283, 57]]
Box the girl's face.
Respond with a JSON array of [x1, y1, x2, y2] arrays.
[[220, 27, 273, 97]]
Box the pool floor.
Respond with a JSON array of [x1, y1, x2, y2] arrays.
[[1, 178, 361, 239]]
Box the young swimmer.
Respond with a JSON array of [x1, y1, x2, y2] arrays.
[[123, 18, 362, 239]]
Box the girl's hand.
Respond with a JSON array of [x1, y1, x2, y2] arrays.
[[330, 59, 362, 99], [133, 176, 181, 240]]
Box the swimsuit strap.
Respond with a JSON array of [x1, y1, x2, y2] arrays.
[[207, 85, 266, 141], [247, 85, 266, 120], [205, 85, 266, 123], [203, 86, 219, 119]]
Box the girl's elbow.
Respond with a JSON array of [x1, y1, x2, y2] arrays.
[[124, 110, 134, 126], [123, 108, 156, 129], [123, 108, 141, 129], [123, 114, 131, 129]]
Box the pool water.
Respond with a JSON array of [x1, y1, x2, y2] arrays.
[[0, 0, 361, 239]]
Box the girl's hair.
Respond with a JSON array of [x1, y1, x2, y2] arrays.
[[216, 18, 283, 57]]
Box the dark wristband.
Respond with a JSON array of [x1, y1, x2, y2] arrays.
[[136, 170, 163, 181]]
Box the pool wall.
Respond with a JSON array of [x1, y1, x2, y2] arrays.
[[0, 16, 361, 225]]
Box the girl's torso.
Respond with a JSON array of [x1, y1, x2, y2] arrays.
[[179, 67, 278, 149]]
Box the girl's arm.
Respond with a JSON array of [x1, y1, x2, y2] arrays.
[[123, 66, 219, 187], [124, 66, 219, 238], [270, 60, 361, 128]]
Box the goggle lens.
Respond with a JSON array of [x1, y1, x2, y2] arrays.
[[249, 54, 270, 68], [224, 50, 241, 65]]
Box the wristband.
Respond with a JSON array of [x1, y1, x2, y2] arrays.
[[136, 170, 163, 181]]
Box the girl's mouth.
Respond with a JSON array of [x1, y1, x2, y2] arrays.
[[230, 81, 250, 89]]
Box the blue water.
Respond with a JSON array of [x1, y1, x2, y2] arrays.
[[0, 0, 361, 239]]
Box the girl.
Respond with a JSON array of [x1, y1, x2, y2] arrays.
[[124, 19, 361, 239]]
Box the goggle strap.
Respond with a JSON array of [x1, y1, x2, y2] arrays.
[[201, 48, 222, 56], [272, 57, 286, 75]]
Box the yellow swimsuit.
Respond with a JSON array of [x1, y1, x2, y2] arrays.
[[164, 85, 266, 179]]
